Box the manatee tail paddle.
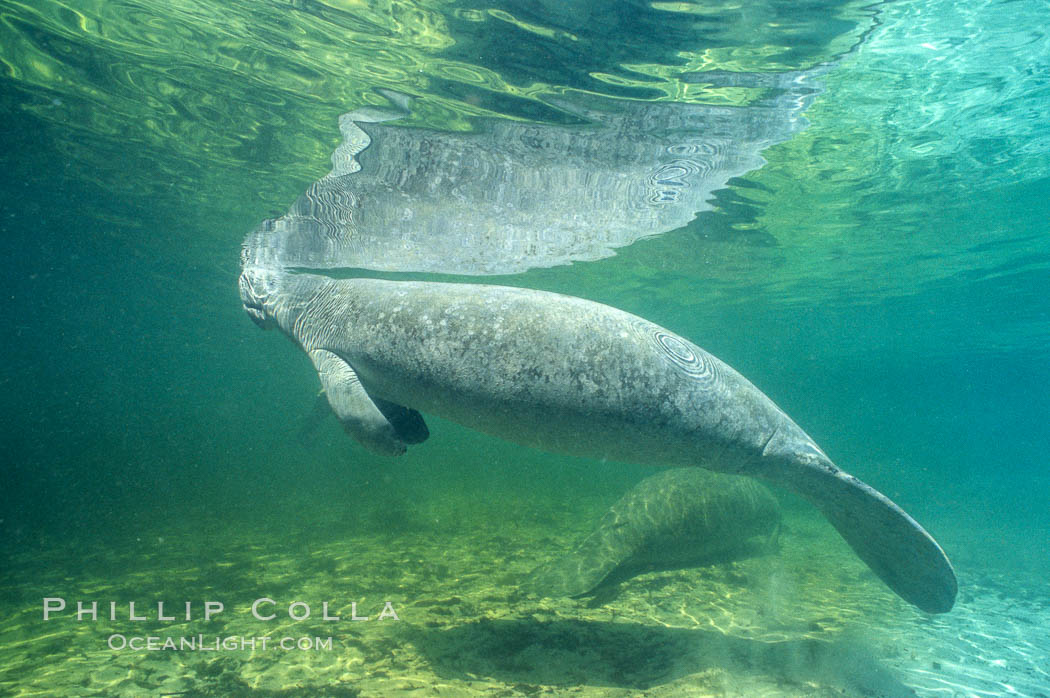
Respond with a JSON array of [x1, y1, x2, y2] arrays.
[[764, 461, 957, 614]]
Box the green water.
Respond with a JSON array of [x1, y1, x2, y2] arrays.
[[2, 0, 1049, 695]]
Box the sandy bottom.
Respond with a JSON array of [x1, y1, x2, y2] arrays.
[[1, 490, 1047, 697]]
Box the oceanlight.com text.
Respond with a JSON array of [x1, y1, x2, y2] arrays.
[[107, 634, 334, 652]]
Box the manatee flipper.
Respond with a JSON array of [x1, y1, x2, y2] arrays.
[[374, 397, 429, 445], [295, 390, 428, 447], [762, 458, 957, 614], [307, 349, 406, 456]]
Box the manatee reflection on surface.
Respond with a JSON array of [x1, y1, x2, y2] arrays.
[[244, 70, 822, 277]]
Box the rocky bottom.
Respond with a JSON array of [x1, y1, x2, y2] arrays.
[[0, 488, 1046, 697]]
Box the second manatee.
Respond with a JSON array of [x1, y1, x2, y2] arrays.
[[526, 468, 781, 598]]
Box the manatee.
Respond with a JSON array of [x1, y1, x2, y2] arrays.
[[239, 269, 957, 613], [525, 468, 781, 598]]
